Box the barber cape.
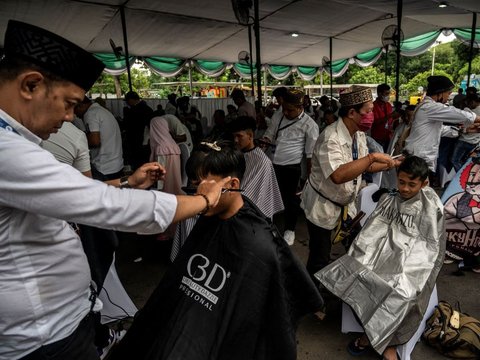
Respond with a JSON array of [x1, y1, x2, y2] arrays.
[[316, 187, 445, 354], [111, 198, 323, 360]]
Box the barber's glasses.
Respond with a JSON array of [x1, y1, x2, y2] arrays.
[[181, 186, 244, 195]]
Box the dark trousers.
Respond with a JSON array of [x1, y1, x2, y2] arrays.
[[20, 315, 99, 360], [306, 219, 333, 282], [273, 163, 301, 232]]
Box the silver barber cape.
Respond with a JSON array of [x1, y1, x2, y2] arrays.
[[316, 187, 445, 354]]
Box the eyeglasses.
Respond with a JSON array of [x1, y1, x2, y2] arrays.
[[181, 186, 244, 195]]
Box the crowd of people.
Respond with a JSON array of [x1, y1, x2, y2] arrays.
[[2, 19, 480, 360]]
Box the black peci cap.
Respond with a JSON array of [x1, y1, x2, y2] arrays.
[[3, 20, 105, 91]]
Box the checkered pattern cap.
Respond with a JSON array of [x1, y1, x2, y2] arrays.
[[3, 20, 105, 91], [339, 85, 373, 106]]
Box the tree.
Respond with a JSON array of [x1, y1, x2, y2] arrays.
[[402, 70, 452, 95]]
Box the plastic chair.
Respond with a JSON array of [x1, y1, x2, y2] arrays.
[[98, 256, 138, 324], [341, 286, 438, 360], [356, 183, 379, 226]]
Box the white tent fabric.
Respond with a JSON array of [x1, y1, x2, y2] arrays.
[[1, 0, 479, 67]]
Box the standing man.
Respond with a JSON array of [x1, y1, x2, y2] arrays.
[[0, 20, 227, 360], [231, 88, 256, 118], [404, 75, 480, 174], [123, 91, 153, 171], [229, 116, 284, 219], [371, 83, 398, 152], [75, 97, 124, 180], [262, 90, 319, 245]]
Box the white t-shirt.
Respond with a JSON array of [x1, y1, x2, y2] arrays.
[[264, 111, 319, 165], [460, 105, 480, 144], [84, 103, 124, 175], [41, 122, 91, 173]]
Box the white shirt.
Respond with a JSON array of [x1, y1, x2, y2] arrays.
[[301, 119, 368, 230], [263, 111, 319, 165], [237, 100, 256, 118], [0, 109, 177, 360], [159, 114, 193, 152], [41, 122, 91, 173], [84, 103, 124, 175], [404, 97, 476, 171], [459, 105, 480, 145]]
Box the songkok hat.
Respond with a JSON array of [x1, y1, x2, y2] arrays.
[[426, 75, 454, 95], [340, 85, 373, 106], [283, 89, 304, 106], [2, 20, 105, 91]]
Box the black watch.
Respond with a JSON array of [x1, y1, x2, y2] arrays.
[[119, 175, 131, 188]]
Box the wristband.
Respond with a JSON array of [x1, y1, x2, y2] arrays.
[[196, 193, 211, 215], [119, 175, 131, 188]]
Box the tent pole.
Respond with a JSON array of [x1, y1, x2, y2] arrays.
[[248, 24, 255, 97], [467, 12, 477, 88], [253, 0, 262, 105], [188, 63, 193, 96], [384, 45, 388, 84], [120, 6, 132, 92], [329, 37, 333, 98], [263, 68, 267, 104], [395, 0, 403, 104], [320, 70, 323, 96]]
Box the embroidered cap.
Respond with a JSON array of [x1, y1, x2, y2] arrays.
[[283, 89, 304, 106], [2, 20, 105, 91], [339, 85, 373, 107]]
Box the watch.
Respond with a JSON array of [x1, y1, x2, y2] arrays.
[[119, 175, 131, 188]]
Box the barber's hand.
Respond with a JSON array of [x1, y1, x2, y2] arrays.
[[371, 153, 396, 170], [129, 162, 166, 189], [196, 176, 231, 209], [258, 137, 272, 149]]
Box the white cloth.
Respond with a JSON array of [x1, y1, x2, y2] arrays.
[[263, 111, 319, 165], [41, 122, 91, 173], [404, 97, 476, 171], [160, 114, 193, 152], [237, 100, 256, 118], [459, 105, 480, 144], [0, 110, 177, 360], [84, 103, 124, 175], [243, 147, 284, 219], [301, 119, 368, 230]]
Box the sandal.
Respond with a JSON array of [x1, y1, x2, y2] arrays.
[[347, 337, 370, 356]]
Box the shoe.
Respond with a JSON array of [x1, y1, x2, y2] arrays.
[[443, 258, 454, 264], [347, 337, 370, 356], [98, 328, 127, 360], [284, 230, 295, 246]]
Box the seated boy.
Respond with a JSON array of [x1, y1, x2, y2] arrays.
[[111, 142, 323, 360], [316, 156, 445, 360]]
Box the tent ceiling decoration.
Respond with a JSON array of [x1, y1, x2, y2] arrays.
[[1, 0, 479, 79]]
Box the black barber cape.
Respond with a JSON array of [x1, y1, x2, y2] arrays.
[[111, 198, 323, 360]]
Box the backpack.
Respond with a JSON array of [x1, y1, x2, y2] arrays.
[[422, 301, 480, 359]]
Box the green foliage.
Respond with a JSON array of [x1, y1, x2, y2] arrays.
[[402, 70, 452, 94]]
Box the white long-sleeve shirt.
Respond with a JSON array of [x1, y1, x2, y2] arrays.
[[404, 97, 476, 171], [0, 109, 177, 360]]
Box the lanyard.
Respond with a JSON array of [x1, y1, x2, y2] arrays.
[[0, 117, 19, 135], [352, 133, 358, 185], [274, 112, 306, 141]]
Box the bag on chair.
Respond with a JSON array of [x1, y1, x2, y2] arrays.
[[422, 300, 480, 359]]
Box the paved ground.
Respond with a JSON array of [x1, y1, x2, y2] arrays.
[[114, 212, 480, 360]]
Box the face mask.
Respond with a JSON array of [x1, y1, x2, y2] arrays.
[[382, 96, 390, 102], [358, 111, 374, 131]]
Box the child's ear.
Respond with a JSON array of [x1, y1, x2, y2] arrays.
[[421, 179, 429, 188], [231, 177, 241, 189]]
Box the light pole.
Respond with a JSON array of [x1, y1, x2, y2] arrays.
[[431, 41, 440, 75]]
